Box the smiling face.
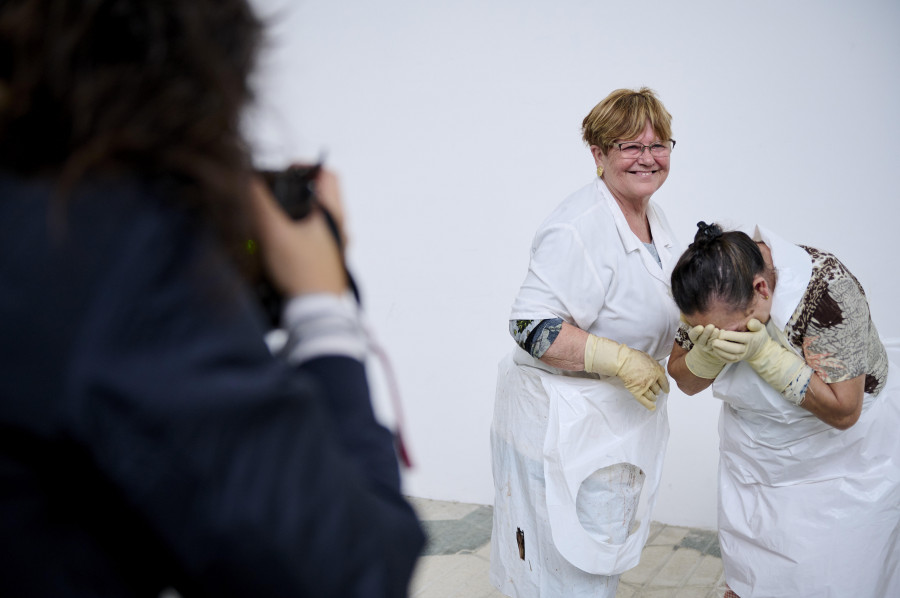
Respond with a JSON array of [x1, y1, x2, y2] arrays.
[[592, 120, 670, 206]]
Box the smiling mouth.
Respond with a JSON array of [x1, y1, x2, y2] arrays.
[[629, 170, 658, 176]]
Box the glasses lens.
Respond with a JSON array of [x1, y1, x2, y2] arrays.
[[619, 143, 643, 158], [649, 143, 671, 157], [617, 142, 672, 158]]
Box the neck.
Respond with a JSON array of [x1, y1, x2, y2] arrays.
[[612, 195, 652, 242]]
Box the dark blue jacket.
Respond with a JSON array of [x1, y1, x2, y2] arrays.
[[0, 175, 424, 597]]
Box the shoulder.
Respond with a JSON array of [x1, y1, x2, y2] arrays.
[[539, 180, 611, 226], [789, 245, 869, 340], [799, 245, 868, 306], [532, 181, 615, 245]]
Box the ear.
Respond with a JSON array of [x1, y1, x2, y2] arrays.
[[590, 145, 606, 167], [752, 275, 770, 300]]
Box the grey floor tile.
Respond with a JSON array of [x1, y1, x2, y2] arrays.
[[409, 554, 504, 598], [678, 529, 720, 558], [408, 497, 483, 521], [474, 540, 492, 559], [621, 545, 673, 585], [421, 505, 493, 556], [652, 546, 702, 587], [650, 525, 691, 547], [645, 521, 666, 542], [615, 582, 639, 597], [408, 500, 726, 598], [687, 555, 723, 587]]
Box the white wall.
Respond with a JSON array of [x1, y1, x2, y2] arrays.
[[246, 0, 900, 529]]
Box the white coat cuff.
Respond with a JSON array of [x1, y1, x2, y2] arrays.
[[280, 292, 367, 365]]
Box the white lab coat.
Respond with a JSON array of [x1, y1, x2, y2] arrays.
[[490, 179, 681, 597], [712, 226, 900, 598]]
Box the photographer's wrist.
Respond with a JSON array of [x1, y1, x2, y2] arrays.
[[280, 292, 366, 364]]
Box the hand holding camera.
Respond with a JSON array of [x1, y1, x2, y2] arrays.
[[250, 164, 352, 326]]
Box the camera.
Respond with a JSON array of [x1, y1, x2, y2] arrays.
[[254, 163, 322, 328], [258, 163, 321, 220]]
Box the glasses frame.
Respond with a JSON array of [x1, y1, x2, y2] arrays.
[[614, 139, 676, 158]]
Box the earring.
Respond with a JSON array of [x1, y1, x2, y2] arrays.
[[596, 165, 604, 177], [761, 292, 769, 300]]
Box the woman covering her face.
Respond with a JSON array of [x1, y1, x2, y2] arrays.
[[490, 87, 681, 597], [668, 222, 900, 598]]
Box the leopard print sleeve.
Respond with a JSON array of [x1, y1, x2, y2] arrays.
[[786, 246, 887, 395]]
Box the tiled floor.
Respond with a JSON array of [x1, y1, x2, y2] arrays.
[[408, 497, 727, 598]]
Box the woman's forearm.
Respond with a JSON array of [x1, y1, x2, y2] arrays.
[[667, 343, 714, 395], [800, 374, 864, 430], [539, 321, 590, 371]]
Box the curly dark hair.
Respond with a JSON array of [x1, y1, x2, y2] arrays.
[[0, 0, 262, 249]]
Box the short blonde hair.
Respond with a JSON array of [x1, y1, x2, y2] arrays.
[[581, 87, 673, 151]]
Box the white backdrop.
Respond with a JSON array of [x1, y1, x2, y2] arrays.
[[245, 0, 900, 529]]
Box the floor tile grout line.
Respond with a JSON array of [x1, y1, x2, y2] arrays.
[[642, 526, 722, 592], [628, 526, 679, 591], [675, 550, 714, 592], [407, 500, 726, 598]]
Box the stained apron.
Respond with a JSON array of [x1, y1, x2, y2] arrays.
[[490, 351, 669, 597], [712, 338, 900, 598]]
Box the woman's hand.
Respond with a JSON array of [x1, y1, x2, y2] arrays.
[[711, 319, 771, 363], [704, 319, 809, 404], [615, 344, 670, 410], [684, 324, 728, 378], [536, 322, 668, 410], [716, 319, 865, 428], [668, 341, 714, 396], [584, 334, 669, 411], [249, 168, 347, 297]]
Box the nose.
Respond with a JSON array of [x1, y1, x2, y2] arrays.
[[637, 148, 656, 163]]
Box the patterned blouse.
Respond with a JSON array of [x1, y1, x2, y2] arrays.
[[676, 246, 888, 395]]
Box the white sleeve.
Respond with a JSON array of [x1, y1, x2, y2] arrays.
[[278, 292, 368, 364], [509, 223, 608, 331]]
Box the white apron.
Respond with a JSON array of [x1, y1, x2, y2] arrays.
[[490, 180, 680, 597], [711, 227, 900, 598], [542, 371, 668, 574], [491, 355, 670, 597]]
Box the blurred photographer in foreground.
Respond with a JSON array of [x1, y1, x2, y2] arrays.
[[0, 1, 424, 596]]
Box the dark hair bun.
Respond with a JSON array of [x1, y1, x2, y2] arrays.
[[693, 221, 723, 249]]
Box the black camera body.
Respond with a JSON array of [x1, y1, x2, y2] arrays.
[[259, 163, 321, 220]]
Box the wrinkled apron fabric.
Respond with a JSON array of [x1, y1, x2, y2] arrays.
[[490, 352, 669, 597], [713, 339, 900, 598]]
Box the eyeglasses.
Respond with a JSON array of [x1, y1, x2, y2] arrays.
[[615, 140, 675, 158]]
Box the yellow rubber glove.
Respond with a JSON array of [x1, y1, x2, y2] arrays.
[[584, 334, 670, 411], [684, 324, 728, 379], [709, 321, 769, 363], [713, 318, 813, 405]]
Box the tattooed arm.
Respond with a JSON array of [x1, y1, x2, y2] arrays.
[[509, 318, 590, 371]]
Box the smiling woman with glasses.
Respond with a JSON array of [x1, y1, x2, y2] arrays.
[[490, 87, 682, 597]]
